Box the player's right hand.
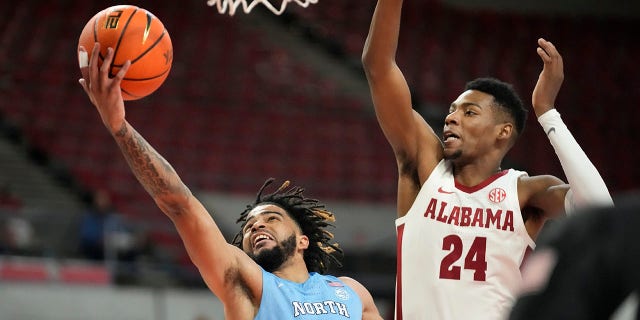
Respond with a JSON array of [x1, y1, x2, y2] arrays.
[[78, 42, 131, 133]]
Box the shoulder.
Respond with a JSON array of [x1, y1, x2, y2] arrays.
[[338, 276, 383, 319], [517, 174, 568, 218], [337, 276, 371, 300], [517, 174, 566, 194], [337, 276, 362, 288]]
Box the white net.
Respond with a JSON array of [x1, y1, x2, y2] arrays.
[[206, 0, 318, 16]]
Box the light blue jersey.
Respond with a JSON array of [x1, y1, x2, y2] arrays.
[[255, 268, 363, 319]]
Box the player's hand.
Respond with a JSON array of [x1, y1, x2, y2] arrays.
[[78, 43, 131, 133], [532, 38, 564, 118]]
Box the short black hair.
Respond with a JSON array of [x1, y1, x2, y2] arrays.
[[232, 178, 343, 274], [465, 77, 528, 135]]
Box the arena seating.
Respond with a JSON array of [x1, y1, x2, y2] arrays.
[[1, 0, 396, 221]]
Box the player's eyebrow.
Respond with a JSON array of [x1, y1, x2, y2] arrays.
[[450, 101, 483, 109], [449, 101, 483, 113], [244, 211, 285, 231]]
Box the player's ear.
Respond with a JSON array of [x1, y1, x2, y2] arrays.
[[298, 234, 309, 250], [497, 123, 513, 141]]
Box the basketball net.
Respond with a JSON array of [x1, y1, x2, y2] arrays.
[[206, 0, 318, 16]]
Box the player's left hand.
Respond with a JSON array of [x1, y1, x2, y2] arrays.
[[532, 38, 564, 118]]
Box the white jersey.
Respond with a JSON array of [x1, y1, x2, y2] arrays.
[[395, 160, 535, 320]]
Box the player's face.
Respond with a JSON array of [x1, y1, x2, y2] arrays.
[[241, 204, 306, 271], [443, 90, 502, 161]]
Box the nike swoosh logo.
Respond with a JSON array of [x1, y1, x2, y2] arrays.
[[437, 187, 454, 194], [143, 13, 153, 44], [546, 127, 556, 136]]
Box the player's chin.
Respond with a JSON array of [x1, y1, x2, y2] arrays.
[[443, 148, 462, 160], [243, 244, 267, 256]]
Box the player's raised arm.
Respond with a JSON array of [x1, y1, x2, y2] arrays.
[[77, 44, 261, 306], [527, 38, 613, 216], [362, 0, 422, 156], [362, 0, 443, 215]]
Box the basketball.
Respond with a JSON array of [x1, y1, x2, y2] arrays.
[[78, 5, 173, 100]]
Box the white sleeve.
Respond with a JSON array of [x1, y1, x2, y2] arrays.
[[537, 109, 614, 213]]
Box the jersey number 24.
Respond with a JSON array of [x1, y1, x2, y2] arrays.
[[439, 235, 487, 281]]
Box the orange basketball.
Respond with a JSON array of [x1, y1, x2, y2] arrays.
[[78, 5, 173, 100]]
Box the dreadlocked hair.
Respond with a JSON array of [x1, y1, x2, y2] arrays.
[[232, 178, 343, 274]]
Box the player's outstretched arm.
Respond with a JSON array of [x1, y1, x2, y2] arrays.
[[362, 0, 442, 164], [362, 0, 443, 216], [530, 38, 613, 214], [77, 44, 261, 305]]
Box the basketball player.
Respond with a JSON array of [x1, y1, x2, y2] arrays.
[[361, 0, 614, 319], [77, 43, 383, 320]]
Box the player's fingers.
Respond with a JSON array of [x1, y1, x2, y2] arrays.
[[536, 47, 551, 63], [544, 42, 558, 57], [78, 78, 97, 106], [78, 47, 92, 95], [78, 78, 89, 95], [540, 39, 564, 73], [78, 46, 90, 81], [113, 60, 131, 83], [90, 42, 100, 69], [101, 47, 114, 76], [89, 43, 101, 90], [110, 60, 130, 93], [538, 38, 562, 60], [547, 42, 563, 66], [536, 38, 550, 54]]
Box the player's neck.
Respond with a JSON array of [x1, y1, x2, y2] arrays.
[[452, 160, 502, 188], [272, 256, 311, 283]]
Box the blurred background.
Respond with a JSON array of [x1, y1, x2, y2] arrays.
[[0, 0, 638, 318]]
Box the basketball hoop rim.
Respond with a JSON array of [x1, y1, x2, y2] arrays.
[[206, 0, 319, 16]]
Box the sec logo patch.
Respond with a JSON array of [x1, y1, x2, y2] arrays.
[[488, 188, 507, 203]]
